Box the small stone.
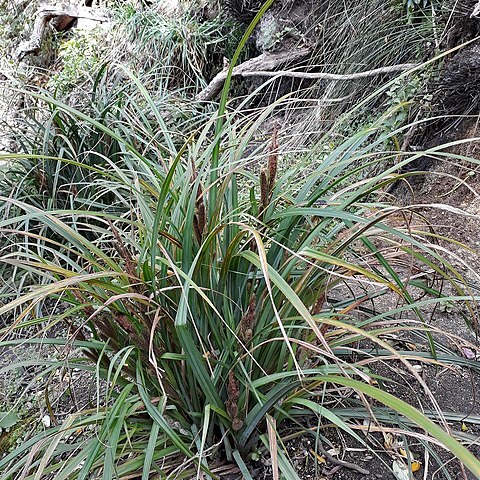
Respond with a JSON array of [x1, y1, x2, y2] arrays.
[[41, 415, 51, 427]]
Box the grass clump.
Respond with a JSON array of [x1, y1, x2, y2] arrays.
[[115, 3, 244, 92], [1, 3, 480, 479], [1, 81, 480, 477]]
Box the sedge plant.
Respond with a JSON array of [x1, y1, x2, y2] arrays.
[[1, 3, 480, 479], [2, 92, 480, 479]]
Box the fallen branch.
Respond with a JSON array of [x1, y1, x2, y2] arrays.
[[239, 63, 418, 80], [196, 47, 311, 102], [197, 55, 417, 102], [15, 5, 107, 61]]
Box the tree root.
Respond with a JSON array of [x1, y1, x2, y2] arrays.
[[238, 63, 418, 81]]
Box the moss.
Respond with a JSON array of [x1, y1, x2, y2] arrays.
[[0, 418, 31, 455]]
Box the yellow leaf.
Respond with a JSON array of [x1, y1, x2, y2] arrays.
[[310, 449, 326, 464], [399, 447, 421, 472], [462, 422, 468, 432], [393, 458, 421, 478]]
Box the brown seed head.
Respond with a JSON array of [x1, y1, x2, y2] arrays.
[[240, 294, 256, 343], [260, 169, 269, 214], [267, 126, 278, 193], [194, 183, 206, 243], [226, 370, 243, 431]]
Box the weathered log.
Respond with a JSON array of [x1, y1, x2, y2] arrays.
[[195, 47, 311, 102], [15, 5, 108, 61], [196, 48, 417, 102]]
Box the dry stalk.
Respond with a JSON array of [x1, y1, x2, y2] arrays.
[[259, 169, 269, 216], [259, 126, 279, 220], [267, 124, 278, 193]]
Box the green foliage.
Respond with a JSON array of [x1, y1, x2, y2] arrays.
[[0, 412, 19, 430], [2, 72, 480, 477], [47, 30, 105, 95], [379, 72, 428, 146], [1, 2, 480, 479]]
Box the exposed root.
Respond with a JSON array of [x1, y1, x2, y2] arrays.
[[196, 47, 311, 102]]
